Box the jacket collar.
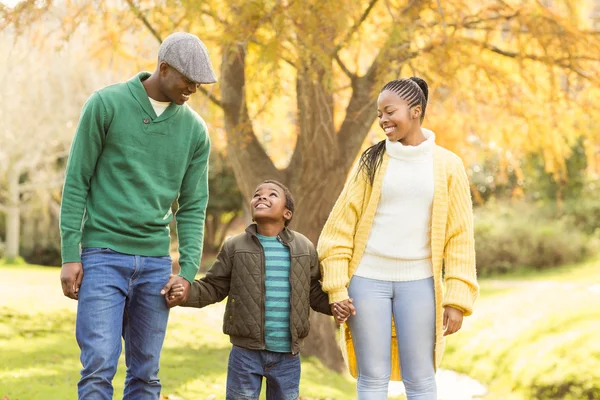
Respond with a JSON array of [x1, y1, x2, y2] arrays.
[[245, 223, 294, 244], [126, 72, 180, 122]]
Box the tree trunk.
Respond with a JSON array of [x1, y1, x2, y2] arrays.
[[5, 170, 20, 261]]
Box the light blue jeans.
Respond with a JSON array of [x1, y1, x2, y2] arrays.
[[347, 276, 437, 400], [76, 247, 172, 400]]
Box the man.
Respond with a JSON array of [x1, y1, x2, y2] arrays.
[[59, 32, 216, 399]]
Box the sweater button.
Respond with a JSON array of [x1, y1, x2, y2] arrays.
[[143, 118, 149, 124]]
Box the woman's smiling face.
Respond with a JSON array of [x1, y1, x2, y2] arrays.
[[377, 89, 420, 142]]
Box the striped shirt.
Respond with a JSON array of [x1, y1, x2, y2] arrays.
[[257, 233, 292, 353]]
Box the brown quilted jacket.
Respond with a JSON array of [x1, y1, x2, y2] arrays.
[[183, 224, 332, 354]]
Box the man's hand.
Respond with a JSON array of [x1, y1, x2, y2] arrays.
[[61, 262, 84, 300], [161, 274, 191, 308], [443, 306, 464, 336], [331, 298, 356, 325]]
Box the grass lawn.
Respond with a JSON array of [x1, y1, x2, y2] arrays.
[[1, 259, 599, 399], [0, 264, 359, 400], [443, 259, 600, 400]]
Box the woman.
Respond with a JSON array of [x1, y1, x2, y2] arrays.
[[318, 77, 479, 400]]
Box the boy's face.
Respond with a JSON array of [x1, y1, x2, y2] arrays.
[[251, 183, 292, 226]]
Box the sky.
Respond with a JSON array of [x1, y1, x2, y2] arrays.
[[1, 0, 22, 6]]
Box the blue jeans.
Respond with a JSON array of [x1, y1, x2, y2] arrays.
[[226, 345, 301, 400], [347, 276, 437, 400], [76, 247, 172, 400]]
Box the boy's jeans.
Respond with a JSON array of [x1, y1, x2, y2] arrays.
[[347, 276, 437, 400], [226, 345, 301, 400], [76, 247, 172, 400]]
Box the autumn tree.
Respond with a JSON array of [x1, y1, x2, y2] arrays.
[[0, 29, 114, 261], [3, 0, 600, 370]]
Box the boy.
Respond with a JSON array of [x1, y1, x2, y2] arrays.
[[164, 180, 350, 399]]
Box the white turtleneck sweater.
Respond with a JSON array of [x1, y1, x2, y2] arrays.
[[354, 129, 436, 282]]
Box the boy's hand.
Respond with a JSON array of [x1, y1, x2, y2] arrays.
[[331, 298, 355, 324], [167, 283, 186, 301], [161, 274, 190, 308]]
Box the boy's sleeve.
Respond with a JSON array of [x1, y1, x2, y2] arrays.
[[183, 240, 232, 308], [309, 247, 333, 316], [442, 158, 479, 316], [176, 124, 211, 284], [60, 92, 108, 263]]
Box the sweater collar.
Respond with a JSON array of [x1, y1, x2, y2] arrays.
[[245, 223, 294, 244], [385, 128, 436, 161], [126, 72, 180, 122]]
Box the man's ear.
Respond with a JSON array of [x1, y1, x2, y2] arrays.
[[159, 61, 169, 76]]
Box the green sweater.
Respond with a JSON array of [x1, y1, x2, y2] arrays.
[[60, 72, 210, 283]]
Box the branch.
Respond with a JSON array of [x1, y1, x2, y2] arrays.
[[124, 0, 163, 44], [333, 0, 378, 55], [199, 7, 229, 27], [248, 37, 296, 68], [435, 0, 447, 30], [198, 85, 223, 108], [462, 38, 599, 82], [334, 53, 355, 79]]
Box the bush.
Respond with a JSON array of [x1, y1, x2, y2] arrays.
[[474, 201, 594, 276], [0, 256, 27, 265], [562, 196, 600, 236]]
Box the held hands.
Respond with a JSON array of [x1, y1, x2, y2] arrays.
[[60, 262, 84, 300], [161, 274, 190, 308], [331, 298, 356, 324], [443, 306, 464, 336]]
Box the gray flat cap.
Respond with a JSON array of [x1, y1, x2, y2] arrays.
[[158, 32, 217, 84]]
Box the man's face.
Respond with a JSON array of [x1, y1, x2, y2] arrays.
[[159, 62, 199, 105]]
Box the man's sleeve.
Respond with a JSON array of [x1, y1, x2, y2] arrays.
[[176, 125, 211, 283], [59, 92, 107, 264]]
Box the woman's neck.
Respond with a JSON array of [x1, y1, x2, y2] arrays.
[[399, 127, 426, 146]]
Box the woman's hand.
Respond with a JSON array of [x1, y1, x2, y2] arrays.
[[331, 298, 356, 324], [443, 306, 464, 336]]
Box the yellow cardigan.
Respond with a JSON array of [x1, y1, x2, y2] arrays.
[[317, 145, 479, 381]]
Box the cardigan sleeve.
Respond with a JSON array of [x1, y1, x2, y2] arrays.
[[317, 164, 366, 304], [442, 158, 479, 316]]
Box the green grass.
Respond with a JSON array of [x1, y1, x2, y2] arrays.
[[0, 264, 360, 400], [2, 259, 599, 399], [442, 258, 600, 399]]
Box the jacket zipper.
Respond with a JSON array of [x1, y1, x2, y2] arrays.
[[254, 235, 267, 350], [278, 234, 295, 354]]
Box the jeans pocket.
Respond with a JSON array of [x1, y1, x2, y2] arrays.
[[81, 247, 114, 256]]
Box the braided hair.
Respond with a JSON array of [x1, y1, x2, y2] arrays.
[[357, 77, 429, 185]]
